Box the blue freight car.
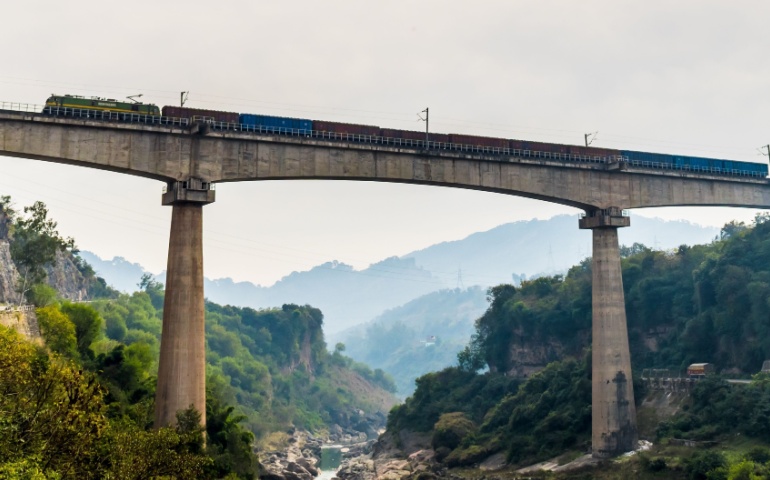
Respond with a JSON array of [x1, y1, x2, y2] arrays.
[[621, 150, 767, 178], [239, 114, 312, 134]]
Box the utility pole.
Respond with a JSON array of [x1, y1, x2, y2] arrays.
[[761, 144, 770, 164], [418, 107, 429, 149], [584, 132, 598, 147], [180, 91, 189, 107]]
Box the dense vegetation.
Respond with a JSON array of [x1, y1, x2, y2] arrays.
[[0, 196, 396, 478], [390, 213, 770, 473]]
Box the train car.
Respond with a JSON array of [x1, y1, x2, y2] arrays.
[[519, 140, 569, 155], [380, 128, 425, 142], [45, 94, 160, 115], [429, 132, 451, 144], [161, 106, 239, 124], [378, 129, 451, 148], [239, 113, 312, 133], [567, 145, 622, 160], [622, 149, 768, 177], [448, 133, 508, 149], [313, 120, 380, 137]]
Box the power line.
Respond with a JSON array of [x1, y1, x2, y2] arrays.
[[760, 144, 770, 162]]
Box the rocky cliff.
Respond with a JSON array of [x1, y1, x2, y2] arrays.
[[0, 209, 92, 304], [0, 240, 20, 304], [0, 308, 41, 341]]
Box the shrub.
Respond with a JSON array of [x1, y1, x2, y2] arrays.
[[431, 412, 476, 451]]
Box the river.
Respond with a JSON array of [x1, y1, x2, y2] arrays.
[[316, 444, 342, 479]]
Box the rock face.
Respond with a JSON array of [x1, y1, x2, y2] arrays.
[[335, 430, 463, 480], [506, 337, 569, 378], [0, 240, 20, 304], [0, 308, 41, 340], [0, 208, 19, 303], [0, 209, 91, 303], [260, 431, 322, 480], [497, 326, 595, 379], [43, 250, 90, 301]]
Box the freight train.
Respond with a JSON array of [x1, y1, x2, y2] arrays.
[[42, 94, 769, 178]]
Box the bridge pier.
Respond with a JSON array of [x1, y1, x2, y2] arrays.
[[154, 179, 215, 428], [579, 207, 638, 458]]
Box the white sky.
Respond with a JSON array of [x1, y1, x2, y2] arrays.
[[1, 1, 769, 286]]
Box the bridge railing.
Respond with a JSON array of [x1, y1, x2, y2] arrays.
[[41, 107, 191, 128], [162, 119, 770, 178], [201, 120, 622, 166], [0, 102, 191, 128], [0, 101, 45, 113]]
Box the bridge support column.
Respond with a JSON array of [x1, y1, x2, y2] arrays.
[[154, 179, 215, 428], [579, 207, 638, 458]]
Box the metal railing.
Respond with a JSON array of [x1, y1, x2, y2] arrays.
[[0, 304, 35, 313], [0, 101, 189, 127], [0, 101, 44, 112], [41, 106, 190, 127], [199, 120, 622, 166]]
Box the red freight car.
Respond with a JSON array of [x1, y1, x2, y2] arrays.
[[448, 134, 508, 149], [313, 120, 380, 136], [530, 141, 569, 155], [567, 145, 622, 160], [380, 128, 425, 141], [379, 129, 451, 147], [429, 132, 451, 144], [161, 106, 239, 124]]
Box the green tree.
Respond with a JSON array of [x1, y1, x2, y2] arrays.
[[27, 283, 58, 307], [61, 302, 103, 359], [8, 201, 74, 302], [36, 305, 78, 358], [138, 273, 165, 310], [0, 326, 108, 478]]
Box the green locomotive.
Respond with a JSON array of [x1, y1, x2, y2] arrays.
[[45, 94, 160, 115]]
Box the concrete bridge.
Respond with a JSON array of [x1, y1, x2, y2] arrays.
[[2, 109, 769, 458]]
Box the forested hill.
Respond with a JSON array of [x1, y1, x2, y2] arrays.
[[0, 195, 397, 479], [459, 216, 770, 376], [388, 214, 770, 475], [335, 286, 489, 397]]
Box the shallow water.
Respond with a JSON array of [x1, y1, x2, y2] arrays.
[[316, 470, 338, 480], [317, 444, 342, 479]]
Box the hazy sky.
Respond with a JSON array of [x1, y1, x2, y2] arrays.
[[2, 1, 769, 286]]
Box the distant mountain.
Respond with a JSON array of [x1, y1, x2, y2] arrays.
[[332, 287, 489, 397], [402, 214, 719, 287], [82, 215, 718, 334], [78, 252, 149, 293]]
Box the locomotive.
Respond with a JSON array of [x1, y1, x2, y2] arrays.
[[45, 94, 159, 116], [40, 93, 769, 178]]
